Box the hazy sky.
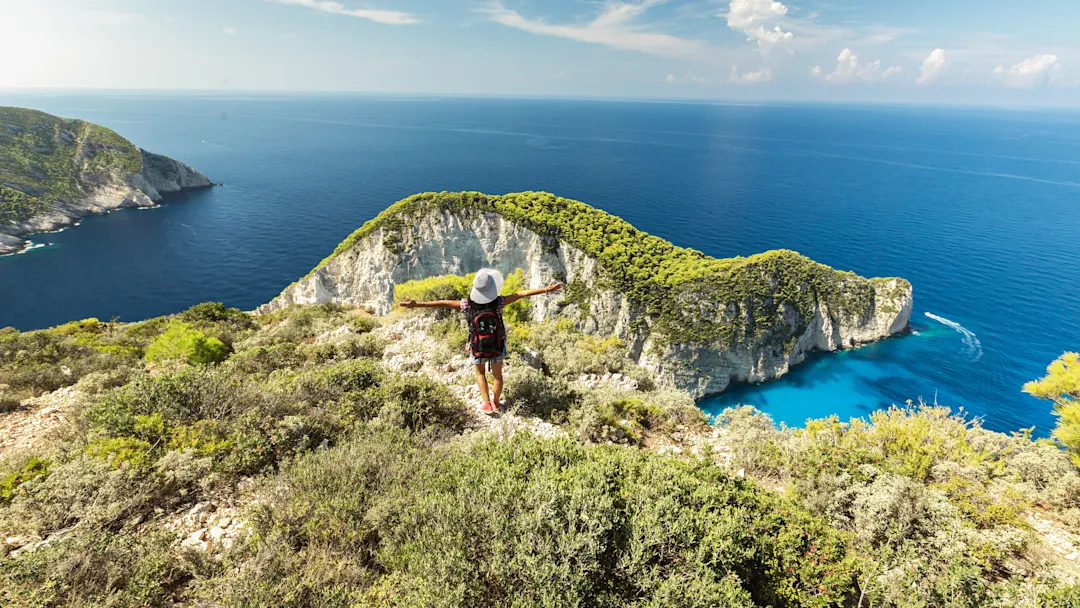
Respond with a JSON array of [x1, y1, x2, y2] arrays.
[[1, 0, 1078, 105]]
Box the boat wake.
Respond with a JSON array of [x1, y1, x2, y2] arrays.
[[925, 312, 983, 361]]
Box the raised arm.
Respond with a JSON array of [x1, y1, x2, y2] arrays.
[[503, 281, 564, 306], [399, 299, 461, 310]]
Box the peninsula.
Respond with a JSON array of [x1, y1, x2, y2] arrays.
[[0, 107, 213, 255], [263, 191, 913, 396]]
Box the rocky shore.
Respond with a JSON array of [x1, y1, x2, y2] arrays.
[[0, 107, 214, 256]]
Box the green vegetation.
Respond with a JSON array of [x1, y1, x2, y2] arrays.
[[145, 321, 230, 366], [1025, 352, 1080, 466], [1, 301, 1078, 606], [394, 268, 530, 324], [0, 106, 143, 226], [313, 191, 910, 345], [206, 430, 855, 607]]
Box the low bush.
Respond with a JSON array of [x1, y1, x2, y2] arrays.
[[0, 327, 136, 396], [229, 342, 305, 375], [395, 269, 531, 324], [349, 315, 379, 334], [303, 332, 387, 364], [0, 456, 51, 504], [510, 319, 629, 377], [0, 529, 210, 607], [145, 321, 230, 366], [502, 365, 579, 418], [210, 431, 856, 607], [371, 375, 469, 435]]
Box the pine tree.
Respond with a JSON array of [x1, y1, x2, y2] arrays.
[[1024, 352, 1080, 466]]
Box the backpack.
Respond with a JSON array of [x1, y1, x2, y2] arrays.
[[468, 299, 505, 359]]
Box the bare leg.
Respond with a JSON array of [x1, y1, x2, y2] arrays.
[[474, 364, 491, 405], [491, 361, 504, 408]]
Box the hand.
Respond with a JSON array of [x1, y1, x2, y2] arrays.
[[546, 281, 564, 293], [400, 299, 417, 308]]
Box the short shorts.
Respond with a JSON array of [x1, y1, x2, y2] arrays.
[[469, 346, 508, 367]]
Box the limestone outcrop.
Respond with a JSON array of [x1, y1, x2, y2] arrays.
[[261, 191, 912, 397], [0, 107, 213, 255]]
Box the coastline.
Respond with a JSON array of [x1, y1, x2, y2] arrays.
[[0, 189, 212, 257]]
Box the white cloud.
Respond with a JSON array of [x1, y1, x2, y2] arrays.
[[812, 48, 902, 83], [726, 0, 794, 47], [994, 54, 1062, 88], [269, 0, 420, 25], [916, 48, 948, 85], [223, 26, 238, 35], [729, 66, 772, 83], [483, 1, 707, 60], [666, 72, 707, 84]]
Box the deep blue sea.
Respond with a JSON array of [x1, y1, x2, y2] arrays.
[[1, 93, 1078, 435]]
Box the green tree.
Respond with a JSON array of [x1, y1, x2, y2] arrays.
[[144, 321, 229, 366], [1024, 352, 1080, 466]]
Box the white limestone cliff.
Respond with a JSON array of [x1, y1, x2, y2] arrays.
[[0, 150, 213, 256], [260, 206, 912, 398]]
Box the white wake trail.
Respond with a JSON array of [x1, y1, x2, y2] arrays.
[[925, 312, 983, 361]]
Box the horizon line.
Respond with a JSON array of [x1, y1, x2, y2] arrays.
[[1, 87, 1078, 113]]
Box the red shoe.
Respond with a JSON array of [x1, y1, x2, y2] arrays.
[[480, 402, 496, 415]]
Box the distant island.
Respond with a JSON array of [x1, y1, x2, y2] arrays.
[[0, 107, 213, 256]]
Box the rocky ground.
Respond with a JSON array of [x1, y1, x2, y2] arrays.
[[0, 385, 84, 454]]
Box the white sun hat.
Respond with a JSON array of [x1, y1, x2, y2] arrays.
[[470, 268, 504, 304]]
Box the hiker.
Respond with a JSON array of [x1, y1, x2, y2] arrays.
[[399, 269, 563, 414]]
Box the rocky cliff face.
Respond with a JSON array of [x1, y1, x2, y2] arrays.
[[0, 107, 213, 255], [261, 193, 913, 397]]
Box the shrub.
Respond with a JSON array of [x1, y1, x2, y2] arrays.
[[372, 375, 468, 434], [225, 413, 332, 474], [349, 315, 379, 334], [1024, 352, 1080, 467], [511, 319, 629, 377], [244, 303, 353, 348], [291, 358, 385, 407], [169, 419, 233, 459], [0, 327, 134, 395], [304, 333, 388, 363], [229, 342, 304, 375], [85, 436, 156, 471], [145, 321, 229, 366], [715, 406, 788, 478], [0, 384, 20, 413], [502, 366, 579, 418], [86, 367, 261, 439], [0, 456, 51, 504], [1, 455, 156, 535], [570, 393, 657, 445], [215, 432, 855, 607], [180, 301, 254, 328], [395, 269, 530, 324], [0, 529, 207, 607]]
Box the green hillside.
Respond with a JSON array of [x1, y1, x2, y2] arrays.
[[0, 107, 143, 225], [1, 300, 1078, 606]]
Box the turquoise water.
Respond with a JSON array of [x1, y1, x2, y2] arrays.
[[0, 93, 1077, 435]]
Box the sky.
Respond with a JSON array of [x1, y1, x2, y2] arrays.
[[1, 0, 1078, 106]]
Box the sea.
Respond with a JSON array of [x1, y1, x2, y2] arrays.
[[1, 93, 1078, 435]]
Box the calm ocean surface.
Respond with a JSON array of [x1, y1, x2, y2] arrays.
[[1, 93, 1078, 435]]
